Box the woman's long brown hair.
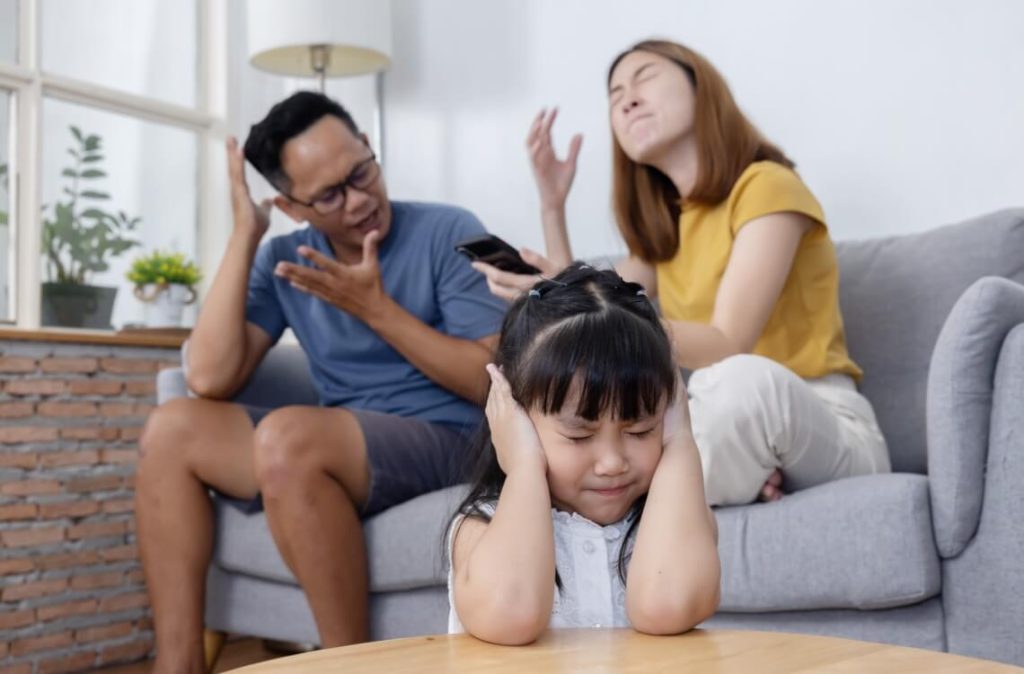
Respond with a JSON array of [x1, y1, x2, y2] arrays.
[[609, 40, 794, 262]]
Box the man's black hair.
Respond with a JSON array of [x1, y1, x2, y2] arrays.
[[243, 91, 361, 192]]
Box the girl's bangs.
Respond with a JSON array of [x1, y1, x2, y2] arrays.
[[513, 310, 675, 421]]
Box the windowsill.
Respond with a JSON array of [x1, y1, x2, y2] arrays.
[[0, 326, 189, 348]]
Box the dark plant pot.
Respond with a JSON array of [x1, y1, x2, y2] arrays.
[[41, 283, 117, 329]]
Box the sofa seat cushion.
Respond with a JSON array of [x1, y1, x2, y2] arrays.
[[213, 485, 469, 593], [215, 473, 940, 612], [717, 473, 940, 611]]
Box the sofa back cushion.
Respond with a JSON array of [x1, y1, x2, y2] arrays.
[[835, 209, 1024, 473]]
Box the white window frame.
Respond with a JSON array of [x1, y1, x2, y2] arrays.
[[0, 0, 228, 329]]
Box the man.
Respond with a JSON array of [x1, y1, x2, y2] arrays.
[[135, 91, 506, 673]]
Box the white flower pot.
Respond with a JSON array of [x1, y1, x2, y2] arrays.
[[135, 283, 196, 328]]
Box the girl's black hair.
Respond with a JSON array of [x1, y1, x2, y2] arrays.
[[449, 263, 676, 583]]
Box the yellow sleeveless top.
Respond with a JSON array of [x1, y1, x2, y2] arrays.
[[656, 161, 862, 380]]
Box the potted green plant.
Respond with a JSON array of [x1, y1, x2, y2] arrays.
[[40, 126, 141, 329], [126, 250, 201, 328]]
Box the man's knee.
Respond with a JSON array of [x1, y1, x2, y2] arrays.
[[252, 407, 359, 498], [139, 398, 200, 464]]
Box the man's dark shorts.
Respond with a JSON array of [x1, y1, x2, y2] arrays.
[[223, 406, 477, 518]]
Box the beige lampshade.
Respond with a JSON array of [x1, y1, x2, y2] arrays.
[[247, 0, 392, 77]]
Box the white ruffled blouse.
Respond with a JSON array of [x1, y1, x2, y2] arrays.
[[447, 501, 636, 633]]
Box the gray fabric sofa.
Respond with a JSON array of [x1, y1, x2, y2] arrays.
[[156, 209, 1024, 666]]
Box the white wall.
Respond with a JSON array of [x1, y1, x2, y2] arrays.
[[376, 0, 1024, 260]]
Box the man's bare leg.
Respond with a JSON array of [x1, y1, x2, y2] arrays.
[[253, 406, 371, 647], [135, 398, 261, 674]]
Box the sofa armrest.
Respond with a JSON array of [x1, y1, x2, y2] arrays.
[[156, 366, 190, 404], [926, 276, 1024, 559], [228, 342, 319, 410], [941, 322, 1024, 666], [155, 342, 319, 411]]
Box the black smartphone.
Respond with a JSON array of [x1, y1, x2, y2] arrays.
[[454, 234, 542, 275]]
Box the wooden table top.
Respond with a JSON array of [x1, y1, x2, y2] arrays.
[[226, 628, 1021, 673]]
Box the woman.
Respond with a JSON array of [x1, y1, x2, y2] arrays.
[[472, 40, 890, 506]]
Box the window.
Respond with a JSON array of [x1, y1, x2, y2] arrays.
[[0, 0, 15, 64], [0, 0, 224, 330], [1, 89, 11, 322], [41, 99, 200, 328], [41, 0, 198, 108]]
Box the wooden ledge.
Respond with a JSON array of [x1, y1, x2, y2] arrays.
[[0, 326, 189, 349]]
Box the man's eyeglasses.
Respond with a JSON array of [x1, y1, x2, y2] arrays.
[[285, 152, 379, 215]]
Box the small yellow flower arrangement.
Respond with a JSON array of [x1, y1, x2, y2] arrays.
[[127, 250, 202, 289], [126, 251, 201, 326]]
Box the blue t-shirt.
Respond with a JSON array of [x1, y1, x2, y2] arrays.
[[245, 201, 507, 429]]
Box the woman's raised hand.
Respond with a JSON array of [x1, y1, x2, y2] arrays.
[[527, 108, 583, 211]]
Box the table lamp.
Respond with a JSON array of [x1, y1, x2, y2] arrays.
[[247, 0, 392, 153]]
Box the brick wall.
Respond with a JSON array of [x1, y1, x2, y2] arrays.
[[0, 339, 180, 674]]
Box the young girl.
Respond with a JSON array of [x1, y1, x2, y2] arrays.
[[473, 40, 890, 507], [447, 263, 720, 645]]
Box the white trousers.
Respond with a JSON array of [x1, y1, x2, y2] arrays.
[[688, 354, 891, 507]]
